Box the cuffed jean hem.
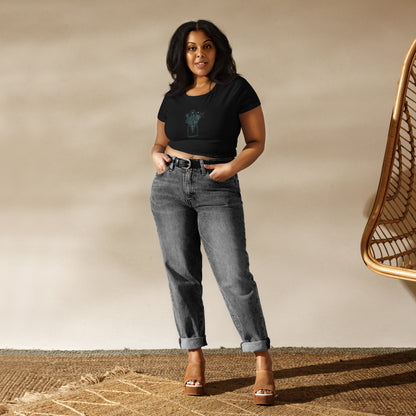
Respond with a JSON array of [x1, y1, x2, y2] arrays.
[[241, 338, 271, 353], [179, 336, 208, 350]]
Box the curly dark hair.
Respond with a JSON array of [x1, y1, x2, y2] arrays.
[[165, 20, 237, 96]]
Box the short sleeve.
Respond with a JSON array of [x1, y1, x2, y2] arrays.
[[236, 78, 261, 114], [157, 95, 169, 122]]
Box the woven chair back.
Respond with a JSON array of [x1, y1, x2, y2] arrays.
[[361, 39, 416, 281]]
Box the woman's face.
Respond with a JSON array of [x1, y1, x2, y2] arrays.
[[185, 30, 216, 78]]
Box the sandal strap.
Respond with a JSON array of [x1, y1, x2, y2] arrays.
[[184, 362, 205, 386], [254, 370, 275, 394]]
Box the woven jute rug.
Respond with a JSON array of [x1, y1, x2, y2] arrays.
[[1, 348, 415, 416]]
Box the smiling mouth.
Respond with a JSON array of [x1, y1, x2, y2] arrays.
[[195, 62, 208, 68]]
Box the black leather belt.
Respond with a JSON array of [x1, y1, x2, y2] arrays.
[[171, 156, 233, 170]]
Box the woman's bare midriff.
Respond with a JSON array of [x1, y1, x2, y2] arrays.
[[166, 145, 219, 160]]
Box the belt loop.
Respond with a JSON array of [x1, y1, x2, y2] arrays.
[[200, 159, 206, 175], [168, 155, 176, 171]]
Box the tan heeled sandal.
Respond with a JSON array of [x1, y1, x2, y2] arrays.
[[253, 369, 276, 405], [184, 361, 205, 396]]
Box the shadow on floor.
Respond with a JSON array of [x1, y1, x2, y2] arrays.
[[205, 349, 416, 404]]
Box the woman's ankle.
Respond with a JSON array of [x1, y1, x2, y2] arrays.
[[254, 350, 272, 371], [188, 348, 205, 363]]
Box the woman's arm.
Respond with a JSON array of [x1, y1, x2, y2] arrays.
[[204, 105, 266, 182], [151, 120, 172, 174]]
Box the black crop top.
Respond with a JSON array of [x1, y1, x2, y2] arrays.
[[157, 76, 261, 158]]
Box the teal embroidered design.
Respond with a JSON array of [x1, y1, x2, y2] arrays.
[[185, 110, 203, 137]]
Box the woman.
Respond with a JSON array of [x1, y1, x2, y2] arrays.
[[150, 20, 275, 405]]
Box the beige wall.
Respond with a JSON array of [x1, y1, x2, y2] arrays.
[[1, 0, 416, 350]]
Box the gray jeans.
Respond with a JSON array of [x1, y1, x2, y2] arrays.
[[150, 156, 270, 352]]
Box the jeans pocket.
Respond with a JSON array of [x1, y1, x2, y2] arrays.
[[206, 171, 237, 185], [155, 166, 170, 177]]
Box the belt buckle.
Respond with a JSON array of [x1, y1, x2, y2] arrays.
[[183, 158, 192, 170]]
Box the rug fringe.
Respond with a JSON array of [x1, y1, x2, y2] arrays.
[[4, 366, 130, 414]]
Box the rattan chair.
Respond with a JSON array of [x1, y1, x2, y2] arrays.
[[361, 38, 416, 282]]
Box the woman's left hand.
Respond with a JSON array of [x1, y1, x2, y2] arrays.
[[204, 163, 236, 182]]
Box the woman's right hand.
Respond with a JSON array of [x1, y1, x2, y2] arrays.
[[152, 151, 172, 174]]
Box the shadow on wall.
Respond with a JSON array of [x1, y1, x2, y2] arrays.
[[403, 281, 416, 301]]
